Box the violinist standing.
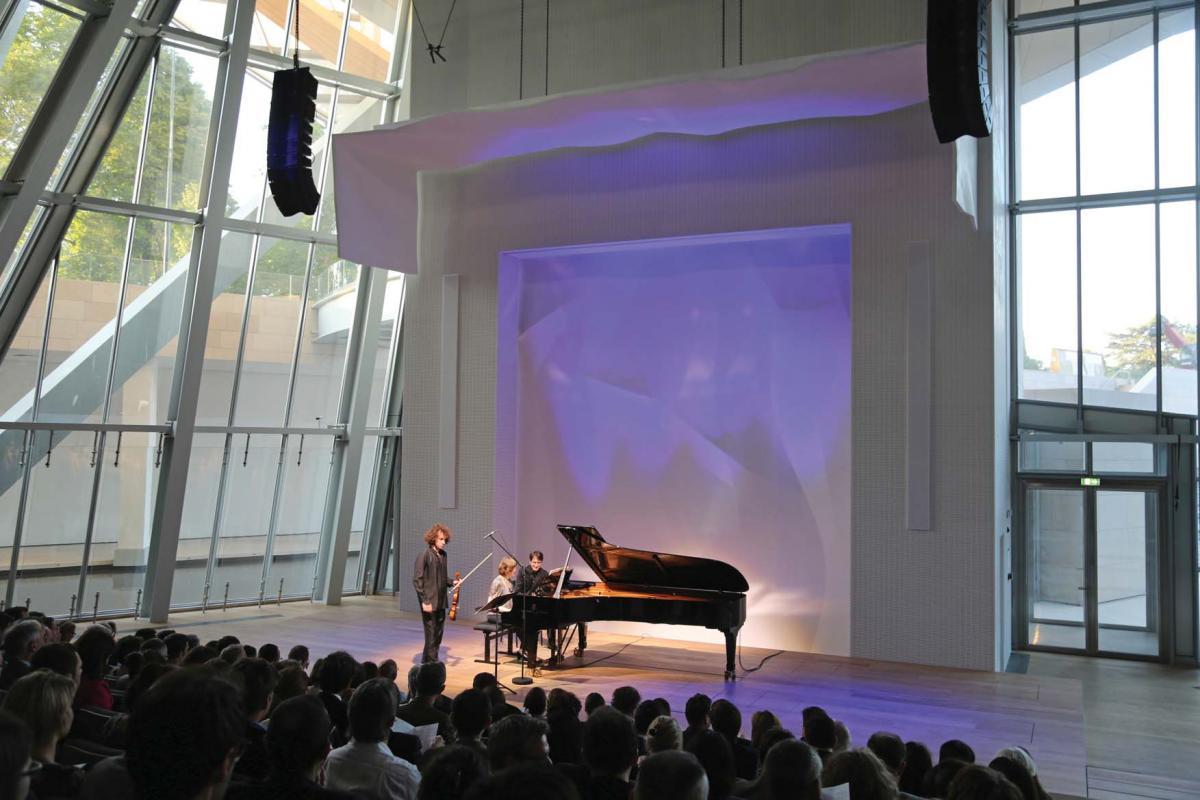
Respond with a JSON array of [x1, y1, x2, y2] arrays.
[[413, 523, 461, 663]]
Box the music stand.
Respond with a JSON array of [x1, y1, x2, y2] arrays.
[[484, 532, 534, 686]]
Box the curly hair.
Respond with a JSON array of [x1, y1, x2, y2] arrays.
[[424, 523, 452, 546]]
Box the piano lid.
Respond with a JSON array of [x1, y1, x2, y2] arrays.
[[557, 525, 749, 593]]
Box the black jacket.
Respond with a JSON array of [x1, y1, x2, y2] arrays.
[[516, 565, 549, 594], [412, 546, 450, 610]]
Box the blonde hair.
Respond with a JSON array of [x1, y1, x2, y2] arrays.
[[498, 556, 518, 577], [646, 715, 682, 753], [821, 748, 897, 800], [423, 523, 452, 546], [2, 669, 74, 747]]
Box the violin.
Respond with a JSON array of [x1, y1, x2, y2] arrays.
[[448, 570, 462, 621]]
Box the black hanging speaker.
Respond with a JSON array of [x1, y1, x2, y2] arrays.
[[927, 0, 992, 144], [267, 67, 321, 216]]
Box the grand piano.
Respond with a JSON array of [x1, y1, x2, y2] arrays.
[[482, 524, 748, 680]]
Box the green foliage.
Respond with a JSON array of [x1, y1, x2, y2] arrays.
[[0, 6, 78, 169], [1105, 317, 1197, 381]]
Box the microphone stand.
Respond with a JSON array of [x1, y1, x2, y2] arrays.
[[485, 531, 534, 686]]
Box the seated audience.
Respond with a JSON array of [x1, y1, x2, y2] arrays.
[[645, 715, 682, 754], [220, 643, 247, 665], [992, 747, 1049, 800], [487, 714, 549, 771], [258, 643, 280, 664], [821, 748, 898, 799], [682, 694, 711, 750], [987, 757, 1038, 800], [325, 678, 420, 800], [232, 658, 278, 782], [127, 662, 176, 711], [947, 765, 1022, 800], [30, 643, 81, 686], [573, 706, 638, 800], [546, 689, 582, 718], [73, 625, 117, 710], [418, 745, 487, 800], [288, 644, 311, 671], [270, 663, 309, 715], [709, 699, 758, 781], [523, 687, 547, 720], [165, 633, 191, 664], [117, 668, 245, 800], [867, 732, 907, 782], [611, 686, 641, 718], [940, 740, 976, 765], [735, 738, 822, 800], [546, 703, 583, 765], [141, 638, 167, 660], [396, 661, 455, 744], [802, 712, 837, 764], [900, 742, 933, 796], [182, 645, 218, 667], [634, 751, 707, 800], [58, 622, 76, 645], [464, 762, 580, 800], [584, 692, 605, 716], [0, 710, 34, 800], [452, 689, 491, 760], [0, 619, 43, 690], [924, 760, 969, 798], [834, 720, 852, 753], [4, 669, 84, 799], [320, 650, 360, 747], [471, 672, 497, 691], [685, 729, 737, 800]]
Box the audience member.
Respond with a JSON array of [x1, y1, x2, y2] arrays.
[[940, 739, 976, 764], [735, 738, 822, 800], [900, 742, 933, 796], [182, 645, 218, 667], [487, 713, 549, 771], [611, 686, 640, 717], [141, 637, 167, 660], [30, 642, 81, 685], [122, 668, 245, 800], [523, 686, 547, 719], [0, 619, 42, 689], [546, 703, 583, 765], [682, 693, 711, 749], [987, 756, 1038, 800], [868, 732, 907, 781], [396, 661, 455, 744], [319, 650, 359, 747], [834, 720, 853, 753], [165, 633, 191, 665], [645, 715, 682, 754], [464, 761, 580, 800], [709, 699, 758, 781], [924, 760, 969, 798], [575, 706, 638, 800], [634, 750, 707, 800], [546, 688, 582, 719], [126, 661, 176, 710], [288, 644, 310, 670], [257, 643, 279, 663], [685, 729, 737, 800], [0, 710, 33, 800], [471, 671, 497, 691], [270, 663, 309, 715], [418, 744, 487, 800], [220, 643, 247, 665], [3, 669, 84, 799], [947, 765, 1022, 800], [58, 621, 76, 645], [756, 726, 796, 758], [73, 625, 117, 710], [584, 692, 605, 716], [633, 699, 661, 744], [992, 747, 1049, 800], [326, 678, 420, 800], [821, 748, 898, 800], [231, 657, 278, 782], [452, 688, 492, 759]]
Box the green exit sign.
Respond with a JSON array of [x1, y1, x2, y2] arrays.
[[1081, 477, 1101, 486]]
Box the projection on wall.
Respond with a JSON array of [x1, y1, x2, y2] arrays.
[[496, 225, 851, 656]]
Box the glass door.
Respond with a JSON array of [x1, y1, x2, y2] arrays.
[[1022, 482, 1164, 659]]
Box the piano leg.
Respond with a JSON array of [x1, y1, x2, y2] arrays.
[[723, 628, 739, 681], [573, 623, 587, 658]]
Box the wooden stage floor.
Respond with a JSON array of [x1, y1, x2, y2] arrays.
[[147, 596, 1200, 800]]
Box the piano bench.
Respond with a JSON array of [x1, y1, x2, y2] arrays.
[[473, 622, 516, 665]]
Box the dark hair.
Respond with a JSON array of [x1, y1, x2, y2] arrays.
[[319, 651, 358, 693], [232, 658, 279, 717], [420, 745, 488, 800], [487, 713, 548, 771], [112, 634, 141, 668], [287, 644, 309, 664], [135, 627, 158, 640], [270, 665, 309, 715], [686, 729, 736, 800], [867, 731, 906, 774], [182, 645, 217, 667], [258, 643, 280, 663], [30, 643, 79, 679], [610, 685, 640, 716], [684, 693, 711, 727], [216, 635, 240, 650], [708, 699, 742, 740], [528, 551, 544, 561], [900, 741, 934, 793], [585, 692, 605, 715], [126, 669, 245, 800], [123, 651, 145, 681], [266, 695, 331, 776], [741, 738, 820, 800], [75, 625, 117, 680], [941, 739, 976, 764], [127, 663, 177, 710], [584, 706, 638, 776], [523, 687, 547, 717], [925, 760, 969, 797], [949, 764, 1023, 800], [802, 713, 836, 750], [243, 645, 257, 659], [57, 621, 76, 643], [415, 661, 447, 697], [424, 523, 452, 546], [451, 689, 492, 740], [988, 757, 1038, 800], [546, 688, 581, 717], [801, 706, 828, 723], [634, 699, 662, 735], [141, 637, 166, 655], [379, 659, 399, 681], [634, 751, 707, 800], [472, 671, 497, 690], [164, 633, 191, 661], [758, 727, 796, 757], [463, 761, 580, 800], [547, 705, 583, 764], [0, 710, 31, 800], [348, 678, 395, 743]]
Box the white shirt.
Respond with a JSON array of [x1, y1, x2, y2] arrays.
[[488, 574, 514, 612], [324, 739, 420, 800]]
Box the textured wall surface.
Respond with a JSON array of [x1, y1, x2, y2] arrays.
[[397, 104, 999, 670]]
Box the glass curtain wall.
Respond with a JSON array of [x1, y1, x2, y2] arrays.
[[0, 0, 409, 616]]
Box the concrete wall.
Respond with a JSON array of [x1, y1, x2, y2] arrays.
[[396, 102, 1000, 670]]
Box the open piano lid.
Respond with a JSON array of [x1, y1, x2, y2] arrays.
[[557, 525, 749, 593]]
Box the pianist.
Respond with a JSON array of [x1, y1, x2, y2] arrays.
[[516, 551, 548, 595], [486, 557, 519, 620]]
